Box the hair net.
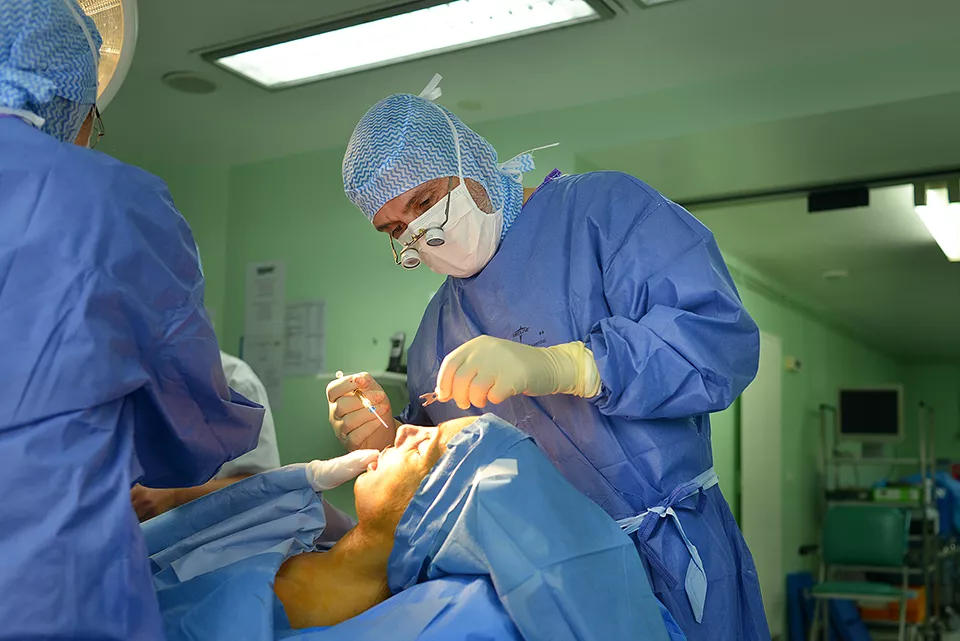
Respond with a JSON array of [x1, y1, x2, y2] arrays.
[[342, 80, 536, 240], [0, 0, 102, 141]]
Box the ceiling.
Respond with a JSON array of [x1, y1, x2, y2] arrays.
[[99, 0, 960, 360], [103, 0, 960, 168], [693, 186, 960, 360]]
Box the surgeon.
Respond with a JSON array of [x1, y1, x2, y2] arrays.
[[328, 76, 769, 640], [3, 2, 266, 639]]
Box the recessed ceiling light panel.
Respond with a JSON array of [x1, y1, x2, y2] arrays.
[[915, 184, 960, 262], [208, 0, 607, 90]]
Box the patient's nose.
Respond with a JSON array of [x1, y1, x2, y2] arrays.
[[394, 424, 425, 447]]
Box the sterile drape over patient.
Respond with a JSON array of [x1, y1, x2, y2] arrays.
[[143, 416, 683, 640], [0, 2, 264, 638]]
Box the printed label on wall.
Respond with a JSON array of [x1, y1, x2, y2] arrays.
[[284, 300, 325, 377], [243, 261, 286, 409]]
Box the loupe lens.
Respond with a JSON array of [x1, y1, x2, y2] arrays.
[[424, 227, 445, 247], [400, 246, 421, 269]]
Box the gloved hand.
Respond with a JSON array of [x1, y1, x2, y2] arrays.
[[305, 450, 380, 492], [436, 335, 602, 410], [326, 372, 397, 451]]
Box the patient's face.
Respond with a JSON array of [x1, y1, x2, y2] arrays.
[[354, 416, 476, 528]]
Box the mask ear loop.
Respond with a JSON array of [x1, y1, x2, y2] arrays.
[[418, 74, 465, 188], [499, 143, 560, 184], [419, 75, 557, 196], [517, 142, 560, 156], [435, 110, 464, 186]]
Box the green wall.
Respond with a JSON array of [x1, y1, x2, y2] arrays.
[[149, 163, 231, 339], [902, 364, 960, 462], [719, 258, 904, 574], [708, 401, 740, 519]]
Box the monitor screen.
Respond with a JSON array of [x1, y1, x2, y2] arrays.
[[838, 387, 902, 441]]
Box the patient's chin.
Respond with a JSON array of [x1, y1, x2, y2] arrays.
[[355, 472, 421, 530]]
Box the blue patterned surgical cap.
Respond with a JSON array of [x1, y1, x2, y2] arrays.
[[0, 0, 102, 142], [342, 86, 536, 240]]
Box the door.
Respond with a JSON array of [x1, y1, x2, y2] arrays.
[[740, 332, 784, 637]]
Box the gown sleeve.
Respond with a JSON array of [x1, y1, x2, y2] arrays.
[[216, 357, 281, 478], [583, 194, 759, 421], [103, 162, 265, 487], [398, 398, 433, 427]]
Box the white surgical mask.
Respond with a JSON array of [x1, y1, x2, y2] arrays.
[[398, 181, 502, 278], [392, 98, 506, 278]]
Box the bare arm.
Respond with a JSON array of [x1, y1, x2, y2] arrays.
[[174, 474, 251, 504], [130, 474, 251, 522]]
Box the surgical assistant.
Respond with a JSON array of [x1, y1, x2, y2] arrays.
[[331, 77, 769, 640], [0, 2, 263, 639]]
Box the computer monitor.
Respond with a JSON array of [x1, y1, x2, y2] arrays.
[[837, 386, 903, 442]]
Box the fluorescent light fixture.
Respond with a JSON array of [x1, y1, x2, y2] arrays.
[[915, 185, 960, 261], [210, 0, 605, 89]]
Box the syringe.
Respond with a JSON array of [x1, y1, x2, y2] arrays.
[[335, 371, 391, 429]]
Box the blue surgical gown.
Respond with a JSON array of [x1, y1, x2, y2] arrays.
[[401, 170, 770, 640], [0, 118, 264, 640]]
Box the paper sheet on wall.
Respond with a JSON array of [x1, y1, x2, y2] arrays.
[[242, 336, 285, 410], [243, 261, 286, 409], [244, 262, 286, 337], [284, 300, 325, 377]]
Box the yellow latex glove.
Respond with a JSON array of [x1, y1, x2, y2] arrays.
[[436, 335, 601, 410]]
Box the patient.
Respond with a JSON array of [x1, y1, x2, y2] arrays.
[[273, 417, 475, 628], [144, 413, 679, 641]]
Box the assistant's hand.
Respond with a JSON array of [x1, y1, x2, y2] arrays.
[[130, 485, 180, 522], [435, 336, 602, 410], [326, 372, 397, 451], [306, 450, 379, 491]]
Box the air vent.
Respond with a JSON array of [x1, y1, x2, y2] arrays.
[[162, 71, 218, 95]]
